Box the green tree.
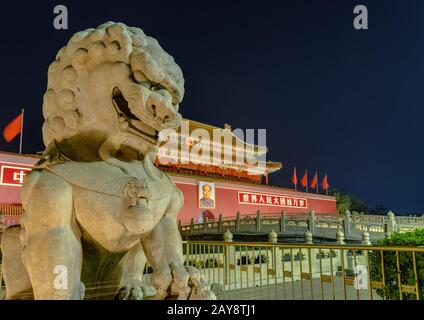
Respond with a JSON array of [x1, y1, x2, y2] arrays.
[[370, 229, 424, 300], [328, 188, 368, 213]]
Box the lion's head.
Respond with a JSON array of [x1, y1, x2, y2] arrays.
[[42, 22, 184, 161]]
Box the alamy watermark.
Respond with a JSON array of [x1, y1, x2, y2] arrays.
[[53, 5, 68, 30], [354, 265, 369, 290], [53, 265, 68, 290], [353, 5, 368, 30], [52, 5, 368, 32]]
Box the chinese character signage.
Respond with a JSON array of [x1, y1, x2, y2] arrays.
[[0, 164, 32, 186], [198, 181, 216, 209], [238, 191, 308, 209]]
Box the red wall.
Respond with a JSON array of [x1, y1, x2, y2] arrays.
[[0, 152, 337, 225], [174, 176, 337, 223], [0, 152, 38, 204]]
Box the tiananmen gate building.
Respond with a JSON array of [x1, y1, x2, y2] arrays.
[[0, 119, 337, 228]]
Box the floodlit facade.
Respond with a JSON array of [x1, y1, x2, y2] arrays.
[[0, 120, 337, 227]]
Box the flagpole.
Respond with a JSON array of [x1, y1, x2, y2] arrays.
[[316, 171, 318, 194], [19, 108, 24, 154], [306, 169, 308, 193], [326, 174, 328, 195], [294, 167, 297, 191]]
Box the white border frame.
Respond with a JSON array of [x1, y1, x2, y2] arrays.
[[0, 164, 32, 186], [237, 191, 308, 209]]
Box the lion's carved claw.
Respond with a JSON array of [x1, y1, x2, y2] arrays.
[[185, 266, 217, 300], [118, 279, 156, 300], [167, 264, 216, 300]]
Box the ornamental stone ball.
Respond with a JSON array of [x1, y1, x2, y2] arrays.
[[1, 22, 214, 300]]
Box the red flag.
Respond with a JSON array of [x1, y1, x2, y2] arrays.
[[3, 113, 23, 142], [310, 171, 318, 189], [300, 170, 308, 188], [321, 174, 329, 190], [291, 167, 298, 186]]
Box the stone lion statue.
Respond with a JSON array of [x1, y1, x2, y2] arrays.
[[1, 22, 215, 300]]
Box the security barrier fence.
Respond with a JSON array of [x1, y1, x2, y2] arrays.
[[180, 241, 424, 300], [1, 241, 423, 300]]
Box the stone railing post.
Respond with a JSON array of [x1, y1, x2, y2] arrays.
[[336, 230, 345, 245], [256, 210, 262, 233], [308, 209, 315, 235], [305, 231, 313, 244], [235, 211, 241, 232], [268, 230, 281, 277], [343, 209, 351, 238], [385, 210, 396, 236], [218, 214, 223, 233], [223, 230, 234, 285], [204, 216, 209, 232], [346, 251, 354, 274], [362, 231, 371, 246], [190, 218, 194, 236], [280, 210, 286, 233], [268, 230, 278, 243], [223, 229, 233, 243], [304, 230, 314, 274]]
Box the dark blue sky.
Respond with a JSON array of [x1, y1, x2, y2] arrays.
[[1, 0, 423, 213]]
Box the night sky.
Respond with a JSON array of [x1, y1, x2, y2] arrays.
[[0, 1, 423, 213]]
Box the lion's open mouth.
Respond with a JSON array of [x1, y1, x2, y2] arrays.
[[112, 87, 159, 143]]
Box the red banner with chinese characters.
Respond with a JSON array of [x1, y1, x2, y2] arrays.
[[0, 164, 32, 186], [238, 191, 308, 209]]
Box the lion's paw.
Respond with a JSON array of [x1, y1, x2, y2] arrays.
[[185, 266, 216, 300], [117, 280, 156, 300]]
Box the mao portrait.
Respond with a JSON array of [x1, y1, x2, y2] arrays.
[[198, 182, 215, 209]]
